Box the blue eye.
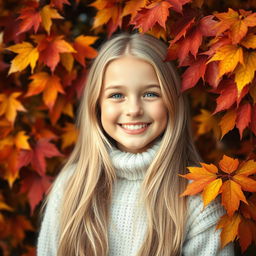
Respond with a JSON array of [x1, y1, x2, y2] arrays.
[[109, 93, 123, 99], [144, 92, 159, 98]]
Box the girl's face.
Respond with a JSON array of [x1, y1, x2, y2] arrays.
[[99, 56, 168, 153]]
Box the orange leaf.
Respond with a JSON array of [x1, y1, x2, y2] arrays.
[[6, 42, 39, 74], [241, 33, 256, 49], [122, 0, 147, 20], [221, 180, 247, 216], [61, 122, 78, 149], [216, 213, 241, 248], [236, 159, 256, 176], [232, 174, 256, 192], [37, 35, 76, 72], [219, 109, 236, 139], [26, 72, 65, 110], [40, 5, 63, 34], [0, 92, 26, 123], [219, 155, 239, 174], [202, 178, 222, 207], [236, 103, 251, 139], [14, 131, 31, 150], [17, 2, 41, 34], [131, 1, 172, 32]]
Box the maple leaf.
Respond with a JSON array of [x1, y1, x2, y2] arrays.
[[208, 45, 243, 78], [236, 103, 251, 139], [61, 122, 78, 149], [181, 56, 207, 91], [241, 33, 256, 49], [0, 92, 26, 123], [219, 109, 236, 139], [40, 5, 63, 34], [50, 0, 71, 10], [37, 35, 76, 72], [60, 52, 74, 72], [214, 8, 256, 44], [181, 155, 256, 215], [19, 138, 63, 175], [73, 35, 98, 66], [14, 131, 31, 150], [213, 79, 237, 114], [122, 0, 147, 20], [131, 1, 172, 32], [234, 51, 256, 96], [216, 213, 241, 248], [26, 72, 65, 110], [16, 2, 42, 35], [20, 171, 52, 213], [251, 104, 256, 136], [6, 42, 39, 74], [193, 109, 221, 139]]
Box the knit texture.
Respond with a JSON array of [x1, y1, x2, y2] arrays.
[[37, 139, 234, 256]]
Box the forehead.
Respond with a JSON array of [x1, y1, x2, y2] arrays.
[[102, 56, 159, 87]]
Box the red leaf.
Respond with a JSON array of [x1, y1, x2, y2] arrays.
[[20, 171, 52, 214], [199, 15, 218, 37], [181, 56, 207, 91], [213, 79, 237, 114], [50, 0, 70, 10], [205, 61, 220, 88], [251, 104, 256, 136], [132, 1, 172, 32], [236, 103, 252, 139], [16, 2, 41, 35]]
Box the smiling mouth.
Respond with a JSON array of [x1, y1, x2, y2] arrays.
[[118, 123, 151, 131]]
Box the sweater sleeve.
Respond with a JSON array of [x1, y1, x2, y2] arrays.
[[37, 166, 75, 256], [182, 195, 234, 256]]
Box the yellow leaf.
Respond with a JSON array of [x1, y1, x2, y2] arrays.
[[0, 201, 13, 211], [241, 33, 256, 49], [219, 109, 236, 139], [14, 131, 31, 150], [60, 53, 74, 72], [236, 159, 256, 176], [62, 102, 73, 117], [217, 213, 241, 248], [221, 180, 247, 216], [61, 122, 78, 149], [40, 5, 63, 34], [0, 92, 26, 123], [208, 45, 243, 78], [26, 72, 65, 110], [235, 51, 256, 96], [193, 109, 221, 139], [92, 7, 114, 29], [202, 178, 222, 207], [122, 0, 147, 20], [6, 42, 39, 74]]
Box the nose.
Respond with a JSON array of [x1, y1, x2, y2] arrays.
[[125, 98, 143, 117]]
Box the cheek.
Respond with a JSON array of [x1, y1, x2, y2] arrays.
[[101, 103, 120, 124], [149, 102, 168, 123]]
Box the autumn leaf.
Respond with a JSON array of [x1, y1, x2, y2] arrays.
[[16, 2, 41, 35], [20, 171, 52, 213], [37, 35, 76, 72], [236, 103, 251, 139], [216, 213, 241, 248], [219, 109, 236, 139], [193, 109, 220, 139], [19, 138, 63, 175], [73, 35, 98, 66], [208, 45, 243, 78], [0, 92, 26, 123], [181, 56, 207, 91], [131, 1, 172, 32], [6, 42, 39, 74], [181, 155, 256, 215], [61, 122, 78, 149], [26, 72, 65, 110], [40, 5, 63, 34], [50, 0, 71, 10], [234, 51, 256, 96], [121, 0, 147, 20]]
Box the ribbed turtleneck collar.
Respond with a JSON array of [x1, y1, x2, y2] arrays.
[[108, 138, 162, 180]]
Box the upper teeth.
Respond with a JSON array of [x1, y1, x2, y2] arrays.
[[121, 124, 148, 130]]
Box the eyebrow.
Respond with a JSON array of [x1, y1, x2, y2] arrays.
[[104, 84, 161, 91]]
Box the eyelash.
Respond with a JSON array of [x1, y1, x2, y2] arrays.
[[109, 92, 160, 99]]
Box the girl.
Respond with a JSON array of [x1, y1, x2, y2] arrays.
[[37, 32, 234, 256]]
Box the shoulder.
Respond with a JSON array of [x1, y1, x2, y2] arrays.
[[185, 194, 225, 239]]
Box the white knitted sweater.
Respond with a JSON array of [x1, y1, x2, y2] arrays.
[[37, 140, 234, 256]]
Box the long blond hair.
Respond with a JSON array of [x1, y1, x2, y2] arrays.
[[53, 32, 202, 256]]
